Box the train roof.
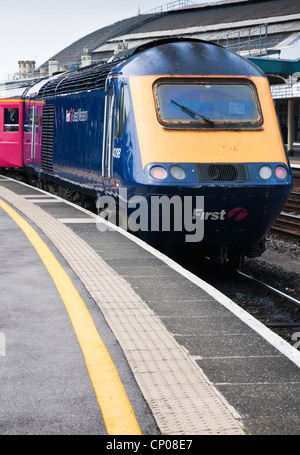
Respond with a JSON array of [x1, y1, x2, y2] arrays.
[[0, 78, 43, 99], [113, 38, 266, 77], [34, 39, 265, 99]]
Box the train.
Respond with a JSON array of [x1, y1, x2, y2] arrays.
[[0, 38, 293, 266]]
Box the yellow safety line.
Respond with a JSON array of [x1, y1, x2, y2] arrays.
[[0, 98, 25, 103], [0, 199, 142, 435]]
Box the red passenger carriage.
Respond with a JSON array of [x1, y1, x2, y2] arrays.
[[0, 97, 23, 167], [0, 79, 42, 168]]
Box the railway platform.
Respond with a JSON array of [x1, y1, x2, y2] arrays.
[[1, 176, 300, 436]]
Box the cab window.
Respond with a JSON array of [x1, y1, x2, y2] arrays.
[[115, 85, 130, 138], [153, 79, 263, 129], [4, 107, 19, 132]]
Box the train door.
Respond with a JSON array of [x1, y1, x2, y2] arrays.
[[102, 85, 115, 181], [102, 83, 131, 180], [24, 101, 38, 165], [0, 100, 23, 167], [30, 105, 37, 161]]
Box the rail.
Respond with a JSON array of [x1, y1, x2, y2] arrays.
[[236, 269, 300, 312], [272, 212, 300, 237]]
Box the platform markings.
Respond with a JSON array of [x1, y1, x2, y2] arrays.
[[0, 198, 142, 436], [116, 224, 300, 368], [2, 175, 300, 369], [23, 194, 57, 198], [58, 196, 300, 369], [26, 199, 62, 203], [58, 218, 97, 224]]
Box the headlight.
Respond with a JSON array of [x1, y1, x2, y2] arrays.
[[149, 165, 168, 180], [259, 165, 272, 180], [275, 165, 287, 180], [170, 165, 186, 180]]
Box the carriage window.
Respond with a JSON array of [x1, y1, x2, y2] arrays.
[[154, 79, 262, 129], [4, 108, 19, 132], [115, 85, 130, 138]]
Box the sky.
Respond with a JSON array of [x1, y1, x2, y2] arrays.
[[0, 0, 218, 78]]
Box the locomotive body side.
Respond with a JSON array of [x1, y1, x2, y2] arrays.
[[49, 90, 105, 195]]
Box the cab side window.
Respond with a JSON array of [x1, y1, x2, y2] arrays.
[[4, 108, 19, 132], [114, 85, 130, 139]]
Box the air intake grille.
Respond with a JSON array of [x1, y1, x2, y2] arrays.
[[196, 163, 249, 182], [37, 61, 120, 99], [41, 104, 55, 174]]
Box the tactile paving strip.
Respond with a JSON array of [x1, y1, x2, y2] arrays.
[[0, 185, 244, 435]]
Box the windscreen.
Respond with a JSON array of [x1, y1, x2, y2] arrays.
[[154, 79, 262, 128]]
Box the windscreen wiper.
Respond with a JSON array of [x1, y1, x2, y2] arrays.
[[171, 99, 215, 126]]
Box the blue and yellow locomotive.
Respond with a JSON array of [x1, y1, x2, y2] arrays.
[[1, 39, 293, 264]]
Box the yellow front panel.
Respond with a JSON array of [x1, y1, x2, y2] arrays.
[[129, 75, 287, 167]]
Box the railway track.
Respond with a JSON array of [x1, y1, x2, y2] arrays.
[[284, 192, 300, 212], [272, 208, 300, 237], [232, 267, 300, 344], [236, 269, 300, 313]]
